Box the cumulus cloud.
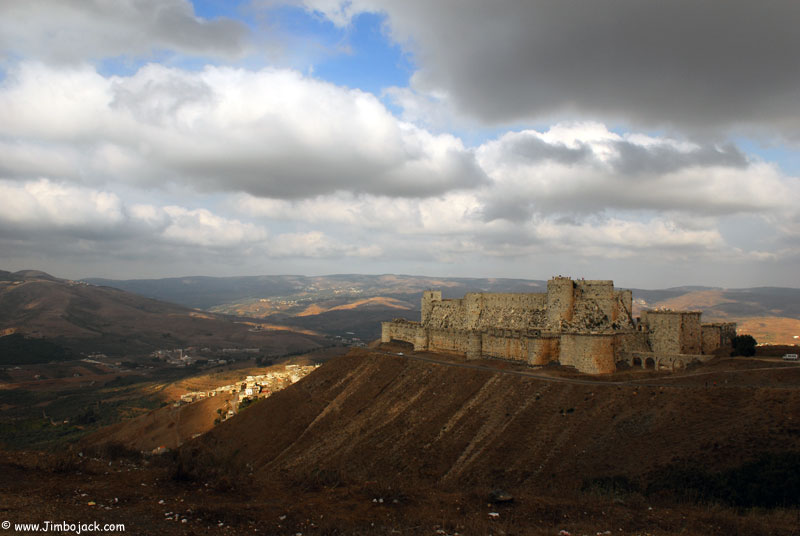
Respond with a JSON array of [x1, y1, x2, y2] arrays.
[[0, 179, 125, 232], [298, 0, 800, 138], [0, 0, 249, 64], [267, 231, 382, 258], [0, 62, 486, 198], [476, 123, 795, 222], [1, 2, 798, 285], [229, 119, 800, 277], [0, 179, 263, 248]]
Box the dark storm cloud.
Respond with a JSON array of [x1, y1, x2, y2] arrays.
[[610, 141, 748, 176], [505, 136, 593, 166], [367, 0, 800, 136]]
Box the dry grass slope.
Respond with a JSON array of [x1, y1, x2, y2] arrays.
[[186, 349, 800, 494]]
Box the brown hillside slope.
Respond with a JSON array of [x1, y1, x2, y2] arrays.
[[0, 271, 323, 354], [187, 350, 800, 493], [735, 316, 800, 345], [654, 290, 735, 311], [88, 395, 227, 451], [297, 296, 413, 317]]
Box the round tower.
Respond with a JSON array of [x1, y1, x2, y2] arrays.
[[546, 277, 575, 329]]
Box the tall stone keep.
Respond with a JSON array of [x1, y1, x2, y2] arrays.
[[546, 277, 575, 328]]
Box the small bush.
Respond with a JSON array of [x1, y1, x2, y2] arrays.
[[645, 452, 800, 508], [731, 335, 757, 357], [38, 452, 83, 474], [582, 475, 640, 497], [97, 441, 142, 461], [171, 443, 245, 491]]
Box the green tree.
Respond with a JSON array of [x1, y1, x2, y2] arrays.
[[731, 334, 757, 357]]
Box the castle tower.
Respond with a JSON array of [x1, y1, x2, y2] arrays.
[[464, 293, 483, 330], [615, 289, 633, 324], [421, 290, 442, 326], [413, 328, 429, 351], [546, 277, 575, 329], [575, 280, 615, 323], [642, 310, 702, 354]]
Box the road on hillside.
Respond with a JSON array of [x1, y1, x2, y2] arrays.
[[374, 349, 800, 389]]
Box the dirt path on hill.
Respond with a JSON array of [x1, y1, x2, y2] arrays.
[[375, 349, 800, 389]]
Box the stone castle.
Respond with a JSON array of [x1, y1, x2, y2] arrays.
[[381, 277, 736, 374]]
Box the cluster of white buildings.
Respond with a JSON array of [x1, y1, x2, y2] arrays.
[[177, 364, 319, 406]]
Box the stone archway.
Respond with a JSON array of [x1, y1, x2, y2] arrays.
[[645, 357, 656, 369], [633, 356, 643, 368]]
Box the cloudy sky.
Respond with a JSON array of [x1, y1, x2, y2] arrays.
[[1, 0, 798, 288]]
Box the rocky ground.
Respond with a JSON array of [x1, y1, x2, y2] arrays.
[[2, 450, 799, 536]]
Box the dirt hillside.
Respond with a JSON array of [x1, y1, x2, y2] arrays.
[[0, 270, 323, 355], [187, 349, 800, 493], [88, 395, 228, 451]]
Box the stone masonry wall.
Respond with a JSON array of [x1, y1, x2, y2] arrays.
[[481, 330, 529, 362], [681, 313, 702, 354], [642, 311, 702, 355], [427, 293, 547, 331], [428, 328, 471, 354], [528, 335, 560, 365], [575, 280, 615, 323], [701, 322, 737, 354], [615, 331, 651, 355], [381, 320, 421, 346], [546, 277, 575, 328], [558, 333, 616, 374], [613, 290, 633, 324]]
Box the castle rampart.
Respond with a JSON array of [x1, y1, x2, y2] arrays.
[[382, 277, 736, 375]]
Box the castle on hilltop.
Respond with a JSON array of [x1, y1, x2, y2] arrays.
[[381, 277, 736, 374]]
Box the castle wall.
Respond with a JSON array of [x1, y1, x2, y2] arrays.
[[466, 293, 547, 330], [614, 290, 633, 324], [615, 331, 651, 355], [681, 313, 702, 354], [381, 320, 422, 346], [428, 328, 471, 355], [427, 299, 467, 329], [575, 280, 615, 322], [546, 277, 575, 328], [625, 351, 712, 371], [701, 322, 737, 354], [558, 333, 616, 374], [701, 324, 722, 355], [643, 311, 702, 355], [481, 329, 528, 362], [528, 334, 560, 365]]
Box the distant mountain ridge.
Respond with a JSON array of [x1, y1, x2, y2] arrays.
[[84, 274, 546, 310], [0, 270, 323, 356], [83, 273, 800, 344], [84, 273, 800, 318]]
